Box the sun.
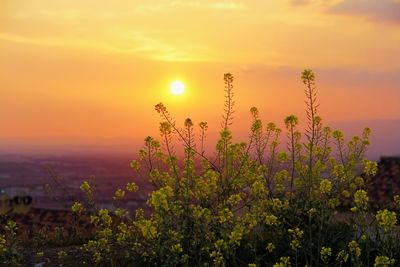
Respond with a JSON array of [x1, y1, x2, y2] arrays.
[[170, 81, 185, 95]]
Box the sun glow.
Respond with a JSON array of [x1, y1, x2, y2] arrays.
[[170, 81, 185, 95]]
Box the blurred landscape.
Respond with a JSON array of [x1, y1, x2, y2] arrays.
[[0, 153, 150, 211]]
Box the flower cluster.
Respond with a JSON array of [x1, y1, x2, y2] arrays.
[[113, 188, 125, 200], [320, 246, 332, 263], [376, 209, 397, 232], [353, 189, 369, 211], [71, 201, 85, 214], [348, 240, 361, 258], [374, 256, 395, 267], [80, 181, 92, 194], [126, 182, 139, 192], [273, 256, 291, 267], [288, 228, 303, 251], [319, 179, 332, 194]]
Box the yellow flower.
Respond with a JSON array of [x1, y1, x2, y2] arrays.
[[341, 190, 350, 198], [113, 188, 125, 200], [273, 256, 291, 267], [266, 243, 275, 252], [327, 198, 340, 209], [93, 251, 102, 263], [354, 189, 368, 209], [336, 250, 349, 263], [229, 225, 245, 246], [0, 235, 7, 254], [80, 181, 91, 193], [354, 176, 364, 187], [265, 214, 279, 226], [374, 256, 395, 267], [129, 160, 140, 171], [115, 208, 129, 218], [171, 243, 183, 253], [71, 202, 85, 214], [148, 186, 174, 211], [319, 179, 332, 194], [227, 194, 242, 206], [284, 115, 299, 128], [214, 239, 227, 251], [270, 198, 284, 210], [219, 208, 233, 224], [116, 222, 129, 242], [288, 228, 304, 238], [290, 240, 300, 250], [126, 182, 139, 192], [98, 209, 112, 226], [251, 180, 266, 198], [288, 228, 303, 250], [5, 220, 17, 232], [363, 159, 378, 176], [376, 209, 397, 232], [277, 152, 288, 163], [348, 240, 361, 257], [333, 130, 344, 142], [138, 220, 158, 239], [302, 69, 315, 82], [320, 247, 332, 262], [210, 250, 225, 267]]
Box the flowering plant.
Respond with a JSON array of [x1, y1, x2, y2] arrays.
[[74, 70, 400, 266], [4, 70, 398, 266]]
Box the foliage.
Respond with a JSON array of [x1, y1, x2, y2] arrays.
[[2, 70, 400, 266], [0, 220, 22, 266], [76, 69, 400, 266]]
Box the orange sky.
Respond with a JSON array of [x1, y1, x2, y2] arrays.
[[1, 0, 399, 157]]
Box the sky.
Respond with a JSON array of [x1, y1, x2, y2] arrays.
[[0, 0, 399, 158]]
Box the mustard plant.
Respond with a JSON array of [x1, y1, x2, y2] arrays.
[[76, 69, 399, 267]]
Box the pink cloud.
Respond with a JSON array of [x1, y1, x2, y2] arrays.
[[328, 0, 400, 24]]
